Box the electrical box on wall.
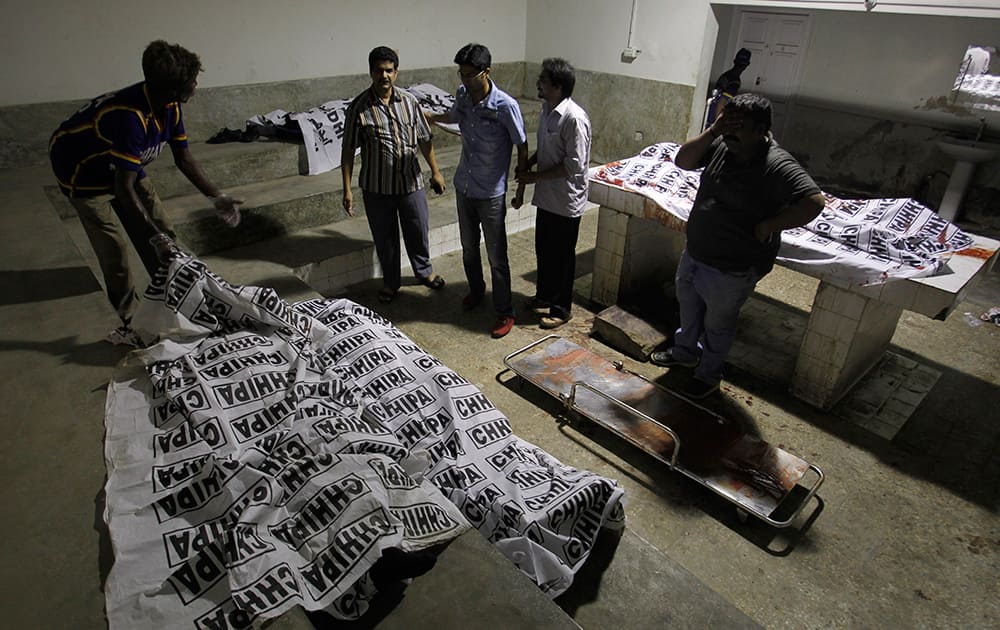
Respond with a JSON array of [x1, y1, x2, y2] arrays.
[[621, 47, 641, 62]]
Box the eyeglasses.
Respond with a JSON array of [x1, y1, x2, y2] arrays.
[[457, 69, 486, 81]]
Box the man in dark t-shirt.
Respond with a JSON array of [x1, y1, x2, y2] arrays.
[[652, 93, 825, 399], [50, 40, 243, 338]]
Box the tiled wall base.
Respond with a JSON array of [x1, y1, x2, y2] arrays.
[[300, 205, 538, 296]]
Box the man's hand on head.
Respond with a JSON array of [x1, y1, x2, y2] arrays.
[[711, 108, 744, 139]]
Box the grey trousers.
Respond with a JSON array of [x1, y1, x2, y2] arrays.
[[362, 189, 433, 290], [69, 177, 174, 323]]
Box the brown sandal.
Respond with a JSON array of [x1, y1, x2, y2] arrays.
[[420, 274, 445, 290]]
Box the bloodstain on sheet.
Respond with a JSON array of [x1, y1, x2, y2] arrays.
[[956, 247, 997, 260]]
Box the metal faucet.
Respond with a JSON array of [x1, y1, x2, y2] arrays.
[[975, 117, 986, 142]]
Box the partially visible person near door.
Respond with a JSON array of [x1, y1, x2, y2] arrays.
[[425, 43, 527, 338], [342, 45, 447, 304], [49, 40, 244, 344], [655, 93, 825, 399], [704, 48, 752, 128], [517, 57, 591, 330]]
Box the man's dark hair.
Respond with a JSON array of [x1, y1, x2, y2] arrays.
[[541, 57, 576, 98], [368, 46, 399, 72], [454, 43, 491, 71], [727, 92, 772, 133], [142, 40, 202, 95]]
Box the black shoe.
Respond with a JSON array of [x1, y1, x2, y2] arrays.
[[240, 126, 260, 142], [462, 293, 483, 310], [650, 348, 698, 368], [206, 127, 243, 144], [524, 296, 550, 314], [682, 378, 720, 400]]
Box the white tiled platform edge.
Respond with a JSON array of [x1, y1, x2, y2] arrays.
[[588, 180, 1000, 409], [300, 204, 539, 296]]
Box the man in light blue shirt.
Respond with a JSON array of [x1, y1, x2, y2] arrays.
[[517, 57, 591, 330], [427, 43, 528, 338]]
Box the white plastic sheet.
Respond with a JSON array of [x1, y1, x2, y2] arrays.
[[103, 255, 625, 628], [590, 142, 975, 286], [278, 85, 458, 176]]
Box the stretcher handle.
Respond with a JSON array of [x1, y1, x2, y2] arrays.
[[764, 463, 826, 528], [567, 380, 682, 469], [502, 334, 561, 371]]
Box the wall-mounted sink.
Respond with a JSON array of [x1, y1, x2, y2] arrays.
[[935, 135, 1000, 222], [936, 136, 1000, 163]]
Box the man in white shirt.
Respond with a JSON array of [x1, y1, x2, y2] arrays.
[[517, 58, 591, 329]]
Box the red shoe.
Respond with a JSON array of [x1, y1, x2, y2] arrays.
[[491, 315, 515, 338]]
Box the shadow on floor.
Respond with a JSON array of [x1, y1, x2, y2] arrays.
[[645, 278, 1000, 511], [208, 227, 372, 269], [0, 335, 128, 367], [554, 526, 622, 616], [724, 359, 1000, 511], [0, 267, 101, 306]]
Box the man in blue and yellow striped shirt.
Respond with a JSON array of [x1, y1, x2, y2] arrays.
[[341, 46, 447, 304], [49, 40, 242, 329]]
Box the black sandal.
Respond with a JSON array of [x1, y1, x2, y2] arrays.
[[420, 274, 445, 290], [377, 287, 398, 303]]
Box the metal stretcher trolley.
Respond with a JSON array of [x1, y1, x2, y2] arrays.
[[504, 336, 824, 528]]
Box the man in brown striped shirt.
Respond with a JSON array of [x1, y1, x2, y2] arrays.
[[341, 46, 447, 303]]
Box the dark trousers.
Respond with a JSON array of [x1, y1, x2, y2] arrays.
[[362, 189, 433, 290], [69, 177, 174, 323], [534, 208, 581, 320]]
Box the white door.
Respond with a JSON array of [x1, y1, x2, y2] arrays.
[[734, 11, 810, 142]]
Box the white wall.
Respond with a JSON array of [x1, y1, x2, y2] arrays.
[[713, 7, 1000, 131], [799, 10, 998, 121], [524, 0, 716, 87], [0, 0, 528, 106]]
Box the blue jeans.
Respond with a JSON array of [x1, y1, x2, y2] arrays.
[[673, 250, 762, 385], [457, 191, 513, 316]]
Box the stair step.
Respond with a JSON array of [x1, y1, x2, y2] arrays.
[[171, 145, 464, 255], [42, 140, 305, 221], [207, 188, 598, 299], [172, 172, 350, 255], [148, 140, 306, 198]]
